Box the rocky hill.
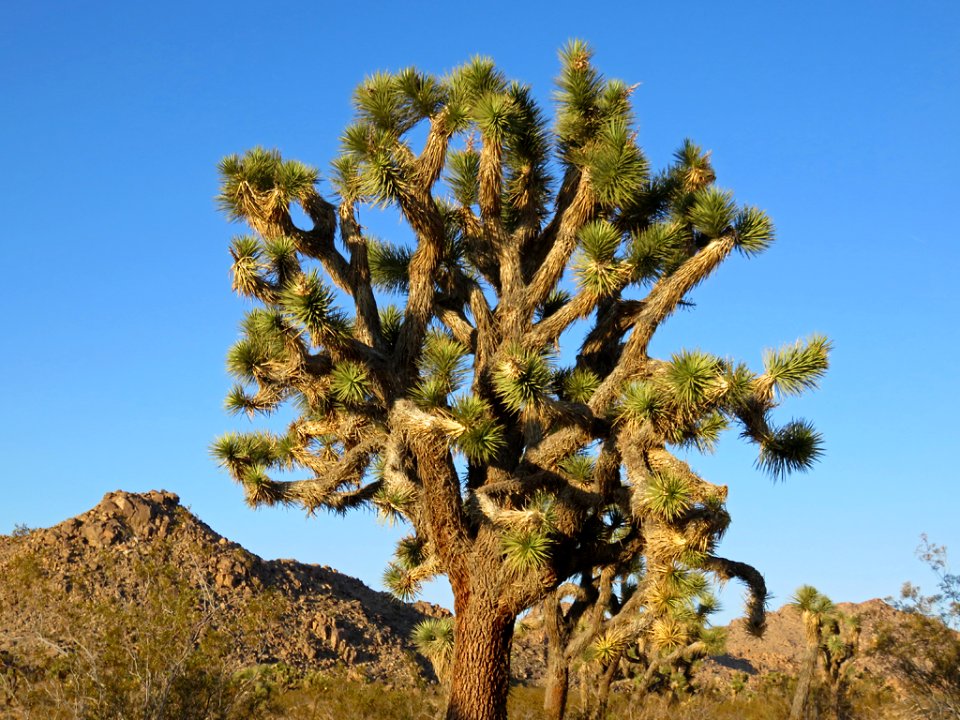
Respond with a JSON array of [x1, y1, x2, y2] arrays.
[[701, 598, 910, 692], [0, 490, 440, 686], [0, 489, 925, 695]]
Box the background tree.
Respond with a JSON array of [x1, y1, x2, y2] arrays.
[[788, 586, 860, 720], [876, 537, 960, 719], [212, 41, 829, 720], [575, 568, 728, 720], [538, 522, 755, 720]]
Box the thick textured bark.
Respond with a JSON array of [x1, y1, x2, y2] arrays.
[[829, 676, 849, 720], [445, 592, 515, 720], [543, 649, 570, 720]]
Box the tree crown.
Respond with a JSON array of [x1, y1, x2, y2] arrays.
[[212, 41, 829, 626]]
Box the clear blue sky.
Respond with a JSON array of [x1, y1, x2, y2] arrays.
[[2, 0, 958, 622]]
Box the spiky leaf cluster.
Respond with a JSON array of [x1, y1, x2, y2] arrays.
[[411, 617, 455, 681], [492, 344, 555, 413]]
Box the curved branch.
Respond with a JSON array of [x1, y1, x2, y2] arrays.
[[392, 191, 447, 376], [526, 288, 598, 349], [521, 165, 580, 282], [702, 555, 768, 636], [294, 193, 353, 292], [414, 107, 453, 190]]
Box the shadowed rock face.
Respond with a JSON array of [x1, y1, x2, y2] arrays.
[[0, 490, 439, 685]]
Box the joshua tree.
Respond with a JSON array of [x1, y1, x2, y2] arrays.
[[576, 570, 728, 720], [788, 586, 859, 720], [820, 612, 860, 720], [789, 585, 833, 720], [212, 42, 829, 720], [540, 547, 747, 720]]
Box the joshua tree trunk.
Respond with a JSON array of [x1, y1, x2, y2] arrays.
[[543, 592, 574, 720], [588, 650, 624, 720], [791, 642, 820, 720], [544, 649, 571, 720], [827, 671, 853, 720], [445, 586, 516, 720]]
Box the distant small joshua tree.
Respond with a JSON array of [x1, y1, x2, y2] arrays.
[[788, 585, 859, 720]]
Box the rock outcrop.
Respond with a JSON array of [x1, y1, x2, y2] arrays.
[[0, 490, 429, 684]]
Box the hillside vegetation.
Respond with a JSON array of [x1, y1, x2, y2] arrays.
[[0, 491, 952, 719]]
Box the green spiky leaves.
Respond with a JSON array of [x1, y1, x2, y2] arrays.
[[734, 206, 775, 255], [395, 534, 427, 569], [573, 220, 628, 297], [757, 419, 824, 480], [762, 335, 831, 397], [446, 56, 507, 127], [560, 367, 601, 404], [229, 236, 265, 297], [667, 350, 725, 407], [619, 381, 662, 424], [536, 289, 572, 321], [372, 477, 417, 525], [688, 188, 737, 240], [555, 40, 605, 150], [492, 344, 555, 413], [218, 147, 318, 225], [627, 222, 690, 283], [378, 305, 403, 350], [619, 351, 728, 430], [411, 331, 469, 409], [226, 336, 282, 384], [502, 529, 552, 573], [411, 617, 455, 680], [586, 627, 632, 665], [330, 361, 371, 405], [383, 562, 422, 601], [790, 585, 835, 617], [447, 149, 480, 206], [448, 395, 505, 462], [279, 270, 349, 348], [367, 240, 412, 293], [640, 471, 694, 521], [210, 430, 298, 507], [382, 534, 434, 600], [586, 119, 648, 208], [353, 69, 445, 135], [472, 91, 516, 142], [558, 453, 595, 485], [674, 139, 716, 191]]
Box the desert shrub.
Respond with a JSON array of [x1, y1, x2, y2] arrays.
[[876, 536, 960, 719], [1, 546, 283, 720]]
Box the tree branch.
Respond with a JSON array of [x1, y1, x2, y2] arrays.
[[589, 235, 736, 411], [702, 555, 768, 636], [392, 401, 470, 579], [338, 201, 382, 349], [524, 175, 596, 317]]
